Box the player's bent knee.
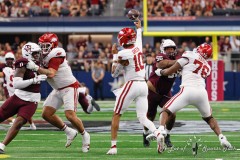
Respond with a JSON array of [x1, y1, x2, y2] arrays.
[[161, 108, 173, 116], [202, 115, 213, 124], [65, 110, 77, 121]]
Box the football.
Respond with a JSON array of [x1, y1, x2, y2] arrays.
[[127, 9, 140, 21]]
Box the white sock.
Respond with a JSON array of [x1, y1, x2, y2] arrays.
[[62, 124, 72, 134], [81, 130, 86, 136], [0, 143, 5, 150], [111, 140, 117, 147], [158, 125, 165, 131], [218, 134, 224, 139]]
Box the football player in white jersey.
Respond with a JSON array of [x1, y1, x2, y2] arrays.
[[147, 43, 232, 150], [106, 19, 164, 155], [26, 33, 91, 152], [0, 52, 36, 130]]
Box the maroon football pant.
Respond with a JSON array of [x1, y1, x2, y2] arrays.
[[0, 95, 38, 122], [147, 89, 171, 121]]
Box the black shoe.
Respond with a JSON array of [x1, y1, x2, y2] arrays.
[[0, 149, 5, 154], [143, 133, 150, 147], [165, 134, 173, 148], [91, 98, 100, 111]]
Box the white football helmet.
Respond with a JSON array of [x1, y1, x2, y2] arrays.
[[160, 39, 177, 57], [22, 42, 41, 62], [4, 52, 15, 67], [5, 52, 15, 60]]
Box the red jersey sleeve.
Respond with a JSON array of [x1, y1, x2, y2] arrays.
[[48, 57, 64, 71]]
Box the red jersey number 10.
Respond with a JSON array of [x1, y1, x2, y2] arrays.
[[133, 47, 144, 72]]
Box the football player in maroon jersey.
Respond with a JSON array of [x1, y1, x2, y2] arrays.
[[143, 39, 181, 148], [0, 42, 47, 154]]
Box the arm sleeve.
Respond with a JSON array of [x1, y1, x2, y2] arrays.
[[177, 57, 189, 67], [135, 28, 142, 51], [48, 57, 64, 70], [111, 63, 124, 78], [13, 77, 33, 89]]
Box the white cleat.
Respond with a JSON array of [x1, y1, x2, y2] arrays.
[[106, 146, 117, 155], [82, 132, 90, 152], [65, 129, 78, 148], [157, 134, 165, 153], [219, 136, 232, 149], [146, 133, 156, 142], [29, 123, 37, 130]]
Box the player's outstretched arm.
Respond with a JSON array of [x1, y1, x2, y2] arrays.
[[38, 67, 56, 78], [160, 62, 182, 76], [26, 60, 56, 78], [134, 18, 141, 29], [157, 59, 177, 69]]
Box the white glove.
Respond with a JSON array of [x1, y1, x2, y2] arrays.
[[32, 75, 47, 84], [27, 60, 39, 71], [155, 68, 163, 76]]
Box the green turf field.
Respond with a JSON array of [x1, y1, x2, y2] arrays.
[[0, 101, 239, 160]]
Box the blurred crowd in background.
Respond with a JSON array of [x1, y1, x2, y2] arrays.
[[1, 0, 240, 18], [125, 0, 240, 17], [0, 0, 108, 17]]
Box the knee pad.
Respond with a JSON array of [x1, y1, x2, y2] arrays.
[[202, 116, 213, 124]]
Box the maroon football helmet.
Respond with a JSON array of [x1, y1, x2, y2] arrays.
[[38, 33, 58, 55], [117, 28, 136, 47], [197, 43, 212, 59]]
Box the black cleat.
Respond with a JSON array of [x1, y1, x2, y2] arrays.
[[165, 134, 173, 148], [91, 98, 100, 111], [0, 149, 5, 154], [143, 133, 150, 147]]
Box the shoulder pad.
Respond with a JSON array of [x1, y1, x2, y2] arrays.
[[118, 50, 133, 60], [50, 48, 66, 57], [15, 58, 28, 68], [155, 53, 167, 62]]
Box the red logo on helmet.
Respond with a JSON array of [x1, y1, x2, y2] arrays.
[[117, 28, 136, 47], [197, 43, 212, 59]]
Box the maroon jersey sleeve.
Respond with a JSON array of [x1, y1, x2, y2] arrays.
[[14, 58, 28, 68], [14, 58, 40, 93]]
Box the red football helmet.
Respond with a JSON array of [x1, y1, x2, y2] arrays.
[[38, 33, 58, 55], [196, 43, 212, 59], [117, 28, 136, 47]]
